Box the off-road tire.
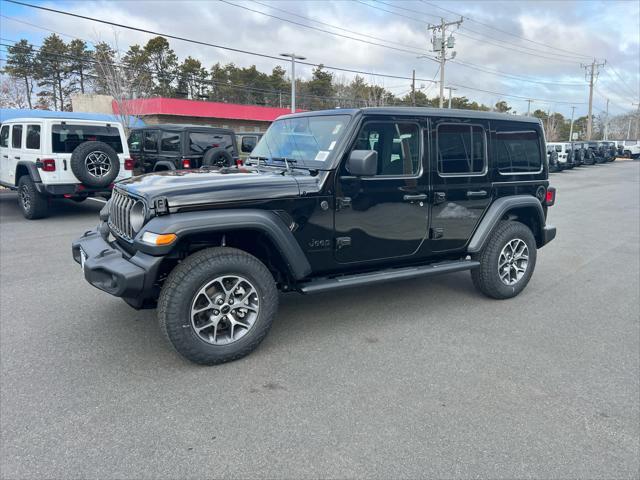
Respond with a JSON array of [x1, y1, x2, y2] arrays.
[[70, 141, 120, 188], [202, 148, 233, 168], [471, 220, 537, 300], [158, 247, 278, 365], [17, 176, 49, 219]]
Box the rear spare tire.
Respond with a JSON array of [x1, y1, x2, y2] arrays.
[[202, 148, 233, 168], [70, 141, 120, 188]]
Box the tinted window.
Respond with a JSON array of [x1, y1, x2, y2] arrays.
[[437, 124, 486, 175], [189, 132, 233, 154], [11, 125, 23, 149], [241, 136, 257, 153], [128, 131, 142, 152], [144, 130, 158, 152], [51, 124, 123, 153], [161, 131, 181, 152], [26, 125, 40, 149], [0, 125, 8, 147], [496, 130, 541, 173], [353, 122, 420, 176]]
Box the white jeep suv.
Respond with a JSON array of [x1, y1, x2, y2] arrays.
[[0, 117, 133, 219]]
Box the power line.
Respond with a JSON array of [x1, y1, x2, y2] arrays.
[[447, 82, 587, 105]]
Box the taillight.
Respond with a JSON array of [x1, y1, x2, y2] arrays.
[[235, 157, 243, 167], [41, 159, 56, 172], [124, 158, 134, 170], [181, 158, 191, 169], [545, 187, 556, 206]]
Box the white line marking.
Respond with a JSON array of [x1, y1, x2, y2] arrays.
[[86, 197, 107, 204]]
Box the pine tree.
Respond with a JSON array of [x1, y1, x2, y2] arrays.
[[3, 39, 36, 109], [35, 34, 71, 111], [67, 39, 92, 94]]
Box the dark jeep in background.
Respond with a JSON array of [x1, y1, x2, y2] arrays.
[[128, 124, 239, 173], [73, 108, 556, 365]]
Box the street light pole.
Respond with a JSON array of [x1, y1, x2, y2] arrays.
[[444, 86, 457, 108], [568, 106, 576, 142], [280, 53, 306, 113]]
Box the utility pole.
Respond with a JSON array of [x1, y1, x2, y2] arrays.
[[280, 53, 306, 113], [444, 86, 457, 108], [581, 58, 606, 140], [526, 99, 533, 116], [411, 69, 416, 107], [428, 17, 463, 108], [634, 103, 640, 139], [568, 106, 576, 142], [604, 98, 609, 140]]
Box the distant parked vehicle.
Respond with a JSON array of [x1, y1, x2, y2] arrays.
[[547, 142, 574, 169], [601, 141, 617, 162], [570, 142, 585, 166], [0, 117, 133, 219], [128, 125, 239, 173], [620, 140, 640, 159], [235, 132, 263, 162], [546, 144, 561, 172], [587, 142, 607, 163]]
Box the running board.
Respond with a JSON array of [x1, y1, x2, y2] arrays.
[[300, 259, 480, 294]]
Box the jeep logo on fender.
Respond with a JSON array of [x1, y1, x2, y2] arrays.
[[308, 238, 331, 250]]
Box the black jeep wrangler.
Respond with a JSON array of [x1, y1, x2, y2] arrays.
[[73, 108, 557, 365], [128, 124, 239, 173]]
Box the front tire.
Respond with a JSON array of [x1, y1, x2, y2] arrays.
[[17, 176, 49, 219], [158, 247, 278, 365], [471, 221, 537, 299]]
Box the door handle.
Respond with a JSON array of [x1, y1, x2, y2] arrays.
[[466, 190, 488, 198], [403, 194, 427, 201], [2, 155, 7, 158], [14, 156, 20, 160]]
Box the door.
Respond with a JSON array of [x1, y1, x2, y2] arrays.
[[128, 129, 143, 169], [22, 123, 43, 171], [158, 130, 181, 168], [334, 119, 429, 263], [142, 129, 159, 171], [8, 124, 24, 184], [429, 120, 492, 252], [0, 124, 10, 183]]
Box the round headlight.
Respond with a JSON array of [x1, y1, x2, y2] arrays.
[[130, 201, 146, 233]]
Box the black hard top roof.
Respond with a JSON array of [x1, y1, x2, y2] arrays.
[[279, 107, 543, 124]]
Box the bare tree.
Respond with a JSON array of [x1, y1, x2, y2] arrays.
[[0, 75, 30, 109]]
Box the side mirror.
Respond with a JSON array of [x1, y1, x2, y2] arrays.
[[348, 150, 377, 176]]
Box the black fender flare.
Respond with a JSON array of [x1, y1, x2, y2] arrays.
[[135, 209, 312, 280], [153, 161, 176, 172], [15, 161, 42, 185], [467, 195, 545, 253]]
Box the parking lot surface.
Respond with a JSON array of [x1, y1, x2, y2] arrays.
[[1, 162, 639, 479]]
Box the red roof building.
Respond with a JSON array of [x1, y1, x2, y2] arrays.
[[113, 97, 302, 132]]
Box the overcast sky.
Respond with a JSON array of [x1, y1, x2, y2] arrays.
[[1, 0, 639, 118]]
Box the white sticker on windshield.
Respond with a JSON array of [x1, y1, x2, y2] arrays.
[[315, 151, 330, 161], [328, 140, 336, 151], [332, 124, 342, 135]]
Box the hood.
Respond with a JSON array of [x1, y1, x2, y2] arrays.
[[116, 167, 303, 209]]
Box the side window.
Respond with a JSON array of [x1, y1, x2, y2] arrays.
[[128, 131, 142, 152], [0, 125, 9, 147], [496, 130, 542, 174], [436, 124, 486, 175], [160, 131, 181, 152], [26, 125, 41, 150], [143, 130, 158, 152], [11, 125, 23, 149], [189, 132, 234, 153], [353, 121, 420, 176], [241, 136, 257, 153]]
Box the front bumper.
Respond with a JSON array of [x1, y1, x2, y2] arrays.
[[72, 224, 163, 308], [541, 224, 557, 246]]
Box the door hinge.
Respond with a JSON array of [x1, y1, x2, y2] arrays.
[[434, 192, 446, 205], [430, 227, 444, 239], [336, 236, 351, 250], [336, 197, 351, 210]]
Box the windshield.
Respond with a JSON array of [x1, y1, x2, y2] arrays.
[[251, 114, 350, 168]]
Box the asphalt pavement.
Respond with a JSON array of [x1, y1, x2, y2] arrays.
[[1, 161, 639, 479]]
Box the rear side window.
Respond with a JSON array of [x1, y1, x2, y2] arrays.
[[189, 132, 234, 154], [436, 124, 486, 175], [12, 125, 23, 149], [128, 131, 142, 152], [144, 131, 158, 152], [26, 125, 41, 150], [241, 135, 257, 153], [51, 124, 123, 153], [496, 130, 542, 174], [0, 125, 9, 147], [161, 131, 181, 152]]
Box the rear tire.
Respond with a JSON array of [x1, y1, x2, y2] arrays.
[[471, 221, 537, 299], [17, 176, 49, 219], [158, 247, 278, 365]]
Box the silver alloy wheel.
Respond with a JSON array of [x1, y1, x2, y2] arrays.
[[498, 238, 529, 286], [84, 151, 112, 177], [19, 185, 31, 211], [190, 275, 260, 345]]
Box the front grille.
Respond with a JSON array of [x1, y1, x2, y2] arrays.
[[108, 189, 136, 240]]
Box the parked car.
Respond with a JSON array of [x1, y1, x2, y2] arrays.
[[73, 107, 557, 365], [573, 142, 596, 165], [601, 141, 617, 162], [0, 117, 132, 219], [621, 140, 640, 159], [128, 125, 239, 173], [587, 142, 607, 163], [236, 132, 263, 162], [546, 144, 561, 172], [547, 142, 574, 169]]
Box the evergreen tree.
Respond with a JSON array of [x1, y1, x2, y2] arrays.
[[67, 39, 91, 94], [35, 34, 71, 111], [3, 39, 36, 109], [143, 36, 178, 97]]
